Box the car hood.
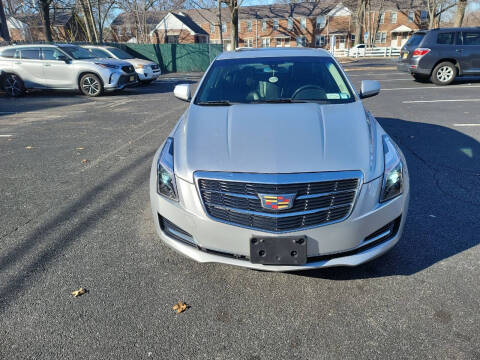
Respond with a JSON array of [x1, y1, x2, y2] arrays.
[[125, 58, 156, 66], [174, 101, 383, 183], [79, 58, 131, 66]]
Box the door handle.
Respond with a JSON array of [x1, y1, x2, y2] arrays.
[[43, 64, 51, 67]]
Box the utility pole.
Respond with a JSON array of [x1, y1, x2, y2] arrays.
[[0, 0, 11, 41]]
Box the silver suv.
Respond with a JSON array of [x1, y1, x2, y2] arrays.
[[150, 48, 410, 271], [0, 44, 138, 97]]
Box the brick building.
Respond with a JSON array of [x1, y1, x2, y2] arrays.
[[110, 1, 428, 49]]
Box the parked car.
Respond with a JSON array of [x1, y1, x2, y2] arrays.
[[0, 44, 138, 97], [150, 48, 409, 271], [83, 45, 161, 84], [397, 27, 480, 85]]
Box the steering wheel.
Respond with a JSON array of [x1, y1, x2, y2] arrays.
[[291, 85, 325, 100]]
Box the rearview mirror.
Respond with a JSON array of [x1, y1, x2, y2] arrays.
[[174, 84, 191, 102], [359, 80, 380, 99]]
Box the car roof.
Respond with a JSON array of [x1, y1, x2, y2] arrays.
[[217, 47, 332, 60], [83, 45, 111, 49], [421, 27, 480, 33]]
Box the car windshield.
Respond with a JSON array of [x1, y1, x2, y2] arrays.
[[194, 56, 354, 105], [60, 46, 96, 60], [107, 47, 134, 59], [405, 33, 425, 47]]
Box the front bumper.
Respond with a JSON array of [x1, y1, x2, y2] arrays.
[[104, 71, 138, 91], [149, 165, 410, 272], [136, 67, 161, 81]]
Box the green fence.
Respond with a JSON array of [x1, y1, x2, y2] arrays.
[[110, 43, 223, 73]]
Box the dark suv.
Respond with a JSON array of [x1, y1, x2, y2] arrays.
[[397, 27, 480, 85]]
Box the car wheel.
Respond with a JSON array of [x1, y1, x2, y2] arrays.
[[79, 73, 103, 97], [3, 74, 25, 97], [431, 62, 456, 86]]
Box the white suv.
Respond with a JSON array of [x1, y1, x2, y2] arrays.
[[83, 45, 161, 84], [0, 44, 138, 97]]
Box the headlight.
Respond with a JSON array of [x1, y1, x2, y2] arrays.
[[157, 137, 178, 201], [135, 64, 144, 69], [96, 63, 119, 69], [380, 135, 404, 202]]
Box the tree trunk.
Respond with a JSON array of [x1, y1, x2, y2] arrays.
[[218, 0, 223, 46], [354, 0, 364, 45], [454, 0, 467, 27], [86, 0, 98, 42], [0, 0, 11, 41], [39, 0, 53, 42], [230, 3, 238, 49], [79, 0, 93, 41]]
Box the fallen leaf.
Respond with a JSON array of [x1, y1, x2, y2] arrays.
[[172, 301, 188, 314], [25, 146, 33, 150], [76, 147, 84, 150], [71, 288, 87, 297], [81, 159, 88, 164]]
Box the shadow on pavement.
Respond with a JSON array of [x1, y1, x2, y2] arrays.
[[295, 117, 480, 280], [0, 149, 155, 312]]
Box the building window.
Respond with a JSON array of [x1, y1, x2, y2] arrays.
[[408, 10, 414, 22], [287, 17, 293, 30], [222, 22, 227, 32], [315, 35, 325, 47], [166, 35, 179, 43], [379, 12, 385, 24], [244, 38, 254, 47], [316, 15, 326, 29], [296, 35, 306, 47], [273, 19, 278, 30], [375, 32, 387, 44], [261, 37, 270, 47], [391, 12, 397, 24], [210, 23, 215, 33], [247, 20, 252, 32], [300, 17, 306, 30], [420, 10, 428, 22], [262, 20, 267, 31], [275, 37, 290, 47]]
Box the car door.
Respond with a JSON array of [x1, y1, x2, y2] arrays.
[[13, 47, 45, 88], [41, 47, 76, 88], [458, 31, 480, 74]]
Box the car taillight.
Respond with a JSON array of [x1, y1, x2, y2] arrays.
[[412, 48, 431, 57]]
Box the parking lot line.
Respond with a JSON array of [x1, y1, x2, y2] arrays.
[[0, 134, 14, 137], [383, 85, 480, 91], [403, 99, 480, 103], [453, 123, 480, 126]]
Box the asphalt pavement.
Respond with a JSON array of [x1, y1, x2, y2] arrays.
[[0, 61, 479, 359]]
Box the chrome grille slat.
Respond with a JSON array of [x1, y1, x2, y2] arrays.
[[196, 171, 361, 233]]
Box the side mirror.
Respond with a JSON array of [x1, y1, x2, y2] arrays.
[[359, 80, 380, 99], [174, 84, 191, 102], [58, 54, 70, 63]]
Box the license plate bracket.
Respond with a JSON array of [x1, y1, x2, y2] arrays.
[[250, 236, 307, 265]]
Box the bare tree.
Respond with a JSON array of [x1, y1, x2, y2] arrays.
[[0, 0, 11, 41], [453, 0, 467, 26], [38, 0, 54, 41]]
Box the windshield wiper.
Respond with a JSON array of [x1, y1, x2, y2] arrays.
[[196, 100, 233, 106], [249, 98, 307, 104]]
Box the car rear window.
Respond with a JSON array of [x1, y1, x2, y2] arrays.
[[461, 32, 480, 45], [20, 48, 41, 60], [406, 33, 425, 47], [437, 32, 455, 45]]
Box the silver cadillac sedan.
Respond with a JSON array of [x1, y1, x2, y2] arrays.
[[150, 48, 409, 271]]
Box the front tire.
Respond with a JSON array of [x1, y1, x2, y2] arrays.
[[431, 62, 456, 86], [3, 74, 25, 97], [79, 73, 103, 97]]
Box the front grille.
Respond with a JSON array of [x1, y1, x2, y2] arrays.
[[122, 65, 135, 73], [118, 75, 135, 86], [197, 173, 360, 232]]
